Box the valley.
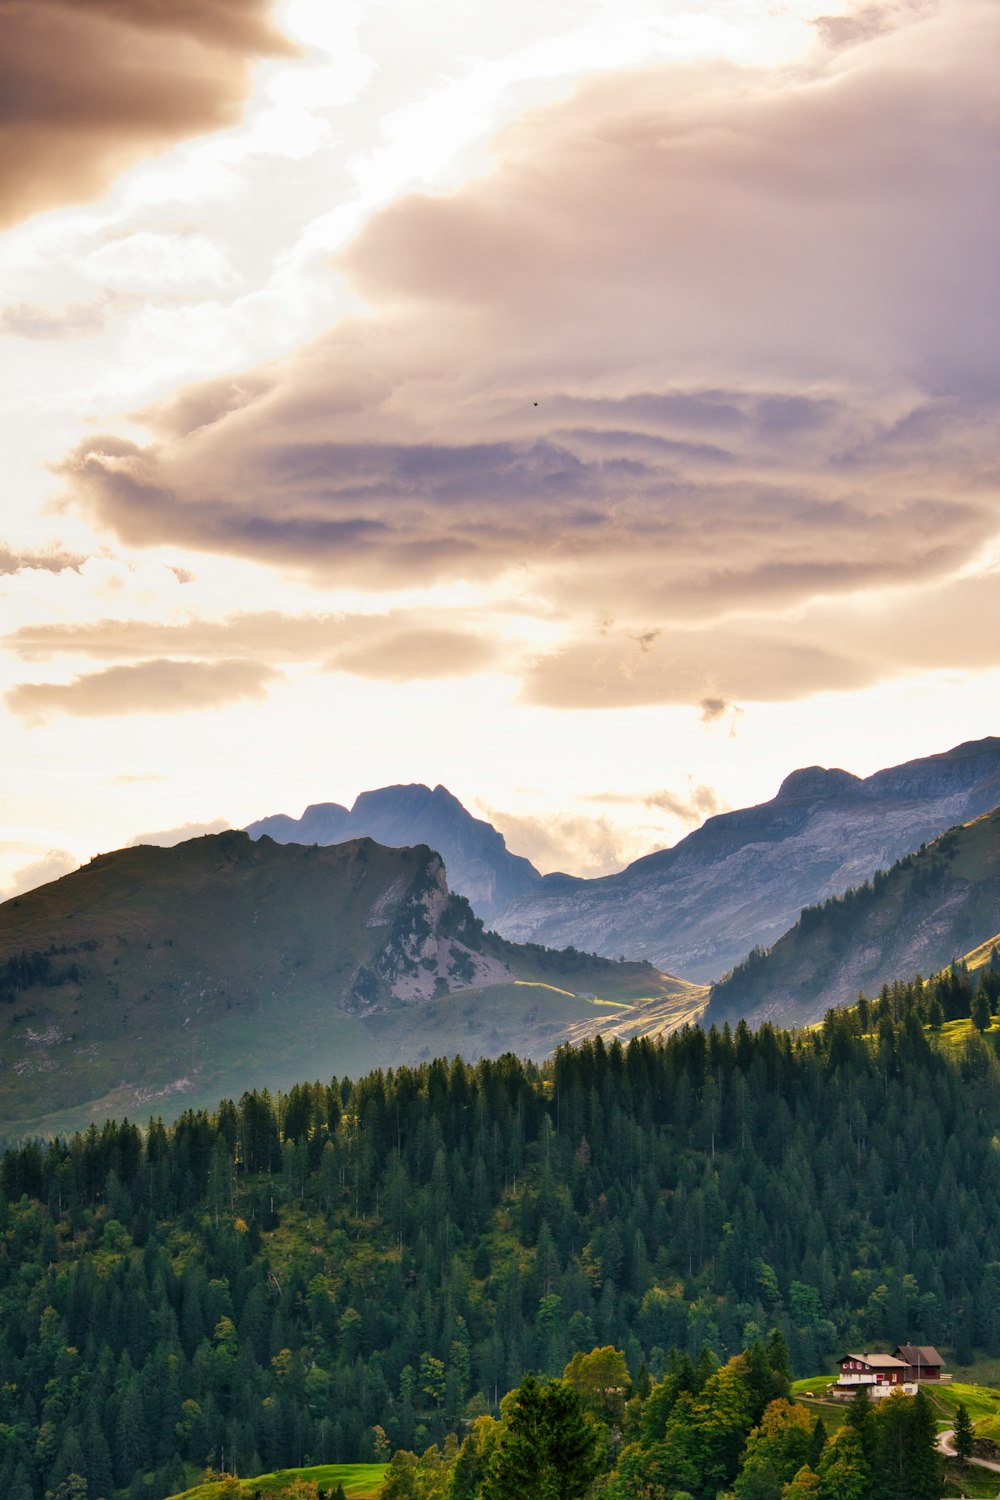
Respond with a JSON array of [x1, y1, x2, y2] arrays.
[[3, 735, 1000, 1500]]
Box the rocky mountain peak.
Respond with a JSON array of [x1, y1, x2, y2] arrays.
[[247, 782, 540, 922], [775, 766, 862, 801]]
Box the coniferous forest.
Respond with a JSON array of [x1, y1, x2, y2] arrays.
[[1, 989, 999, 1499]]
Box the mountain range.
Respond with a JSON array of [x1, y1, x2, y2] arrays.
[[5, 734, 1000, 1138], [250, 738, 1000, 981], [247, 783, 540, 922], [0, 831, 700, 1138]]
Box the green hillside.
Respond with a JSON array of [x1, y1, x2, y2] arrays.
[[165, 1463, 386, 1499], [0, 831, 703, 1136], [707, 806, 1000, 1028]]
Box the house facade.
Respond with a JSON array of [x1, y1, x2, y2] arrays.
[[831, 1353, 910, 1399], [830, 1346, 948, 1399]]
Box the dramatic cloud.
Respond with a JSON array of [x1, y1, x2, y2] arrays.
[[127, 818, 230, 847], [0, 546, 84, 575], [0, 0, 292, 225], [523, 625, 875, 709], [328, 627, 497, 681], [6, 610, 499, 680], [6, 658, 279, 724], [60, 0, 1000, 677]]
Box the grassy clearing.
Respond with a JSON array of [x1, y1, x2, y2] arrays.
[[922, 1381, 1000, 1428], [940, 1459, 1000, 1497], [789, 1376, 847, 1431], [934, 1017, 998, 1058], [166, 1462, 387, 1500]]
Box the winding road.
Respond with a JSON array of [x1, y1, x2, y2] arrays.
[[937, 1426, 1000, 1478]]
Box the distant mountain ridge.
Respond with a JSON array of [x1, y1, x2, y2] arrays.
[[247, 783, 541, 922], [491, 737, 1000, 980], [705, 803, 1000, 1028]]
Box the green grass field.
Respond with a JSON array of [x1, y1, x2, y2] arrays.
[[165, 1462, 387, 1500]]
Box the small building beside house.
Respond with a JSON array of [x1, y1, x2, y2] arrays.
[[893, 1345, 945, 1382]]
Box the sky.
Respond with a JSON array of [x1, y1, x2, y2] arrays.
[[2, 0, 999, 897]]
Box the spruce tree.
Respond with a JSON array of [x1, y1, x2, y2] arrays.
[[481, 1374, 603, 1500], [953, 1401, 974, 1462], [908, 1390, 944, 1500]]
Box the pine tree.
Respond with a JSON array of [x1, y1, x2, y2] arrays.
[[907, 1390, 944, 1500], [481, 1374, 603, 1500], [953, 1400, 974, 1462], [972, 990, 992, 1033]]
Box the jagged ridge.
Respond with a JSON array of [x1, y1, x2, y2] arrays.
[[492, 737, 1000, 980], [247, 782, 541, 922]]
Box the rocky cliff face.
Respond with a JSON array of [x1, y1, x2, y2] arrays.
[[346, 850, 514, 1009], [247, 783, 541, 923], [492, 737, 1000, 982]]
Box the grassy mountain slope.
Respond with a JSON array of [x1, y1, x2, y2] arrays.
[[0, 831, 702, 1136], [706, 806, 1000, 1028], [958, 929, 1000, 974], [166, 1465, 386, 1500]]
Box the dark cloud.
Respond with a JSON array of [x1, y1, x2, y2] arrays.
[[699, 698, 730, 723], [55, 2, 1000, 701], [64, 427, 993, 612], [54, 0, 289, 51], [0, 0, 293, 226], [6, 658, 279, 724]]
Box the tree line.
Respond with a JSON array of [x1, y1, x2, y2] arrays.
[[1, 1007, 999, 1497], [383, 1337, 943, 1500]]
